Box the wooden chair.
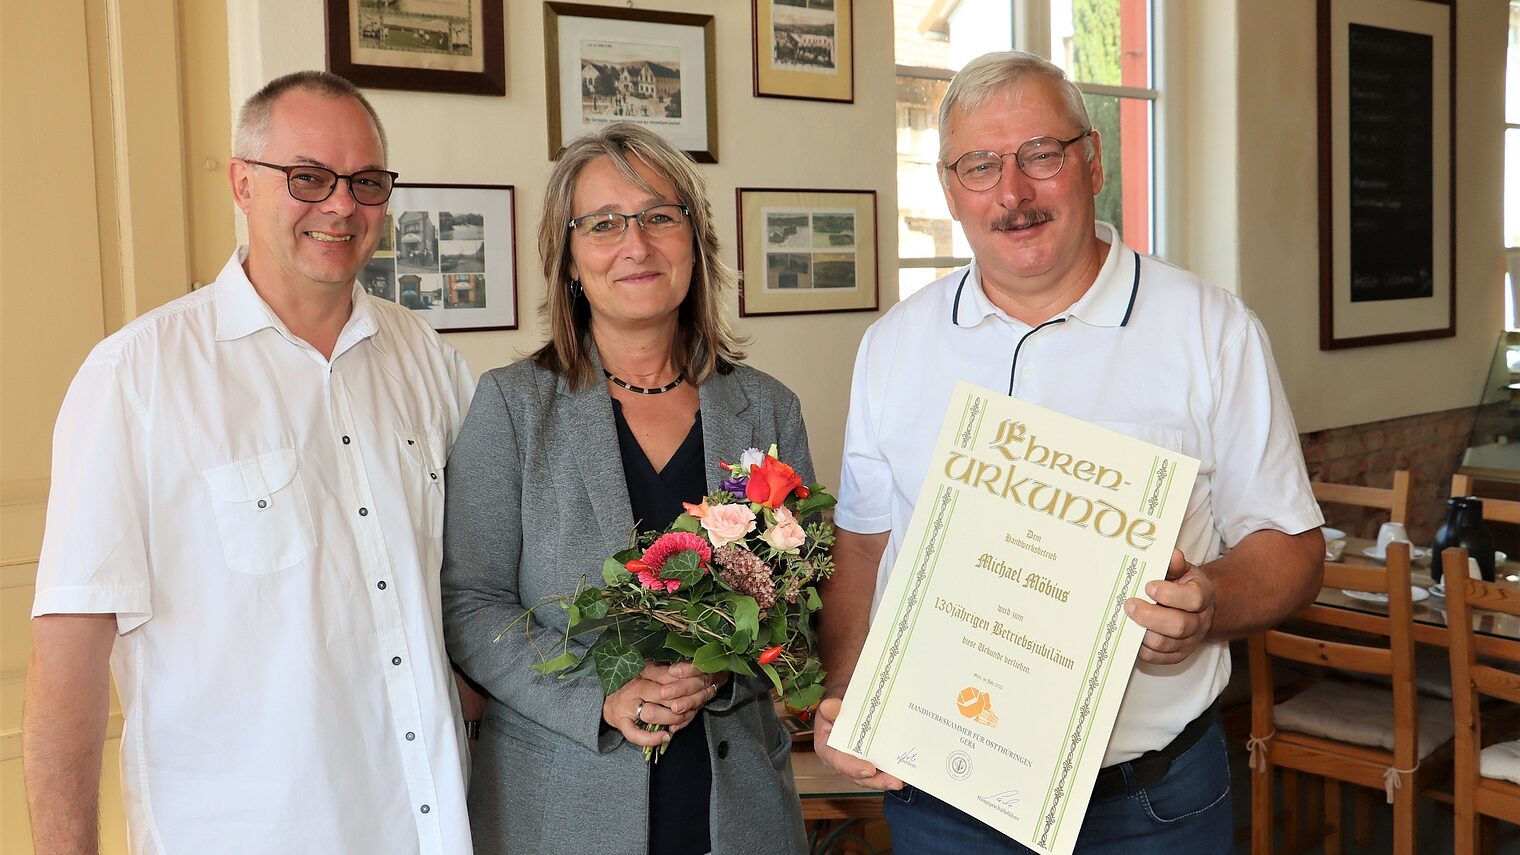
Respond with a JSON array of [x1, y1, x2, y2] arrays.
[[1248, 543, 1453, 854], [1451, 474, 1520, 525], [1442, 547, 1520, 855], [1313, 469, 1413, 527]]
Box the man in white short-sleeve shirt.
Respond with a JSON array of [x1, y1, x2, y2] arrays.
[[24, 71, 478, 854], [813, 52, 1324, 854]]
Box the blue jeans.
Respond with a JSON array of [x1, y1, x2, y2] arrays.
[[881, 720, 1233, 855]]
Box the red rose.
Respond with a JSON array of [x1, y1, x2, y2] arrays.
[[745, 456, 803, 509]]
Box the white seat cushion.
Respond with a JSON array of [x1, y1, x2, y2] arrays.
[[1480, 740, 1520, 785], [1274, 681, 1454, 759]]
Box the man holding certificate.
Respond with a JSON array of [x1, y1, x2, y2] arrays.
[[815, 51, 1325, 854]]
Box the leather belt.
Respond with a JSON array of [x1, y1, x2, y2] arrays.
[[1088, 699, 1220, 802]]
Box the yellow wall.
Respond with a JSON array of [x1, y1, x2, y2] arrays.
[[1, 1, 231, 851], [1177, 1, 1506, 433], [228, 0, 901, 490]]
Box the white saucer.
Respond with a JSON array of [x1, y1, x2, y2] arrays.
[[1341, 586, 1431, 604], [1360, 545, 1430, 561]]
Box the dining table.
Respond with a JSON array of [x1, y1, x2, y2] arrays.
[[1309, 536, 1520, 656]]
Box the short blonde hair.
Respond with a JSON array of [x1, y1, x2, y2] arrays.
[[534, 123, 745, 389], [937, 51, 1093, 166]]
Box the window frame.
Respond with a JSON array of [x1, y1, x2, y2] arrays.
[[894, 0, 1174, 294]]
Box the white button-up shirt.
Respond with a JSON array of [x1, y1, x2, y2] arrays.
[[837, 222, 1322, 764], [33, 249, 476, 853]]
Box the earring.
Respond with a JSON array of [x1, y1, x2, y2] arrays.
[[569, 279, 584, 299]]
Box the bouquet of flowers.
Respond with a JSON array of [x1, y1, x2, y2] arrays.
[[523, 445, 835, 740]]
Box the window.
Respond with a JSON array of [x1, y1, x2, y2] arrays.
[[894, 0, 1159, 299]]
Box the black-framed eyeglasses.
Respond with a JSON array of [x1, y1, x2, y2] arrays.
[[567, 204, 691, 244], [242, 159, 399, 206], [942, 130, 1093, 191]]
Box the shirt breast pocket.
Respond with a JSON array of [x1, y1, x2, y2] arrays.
[[201, 448, 317, 574], [397, 429, 446, 538]]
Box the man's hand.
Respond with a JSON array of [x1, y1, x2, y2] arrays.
[[812, 697, 904, 791], [1126, 548, 1215, 665]]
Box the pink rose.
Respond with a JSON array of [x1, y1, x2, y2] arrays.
[[701, 503, 757, 548], [761, 507, 807, 554]]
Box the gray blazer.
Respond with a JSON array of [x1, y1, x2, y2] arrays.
[[442, 353, 812, 855]]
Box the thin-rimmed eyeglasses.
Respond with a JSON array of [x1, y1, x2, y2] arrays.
[[242, 159, 399, 206], [942, 130, 1092, 191], [567, 204, 691, 244]]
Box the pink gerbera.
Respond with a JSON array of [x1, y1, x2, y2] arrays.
[[636, 532, 712, 592]]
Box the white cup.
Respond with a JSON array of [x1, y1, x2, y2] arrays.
[[1376, 522, 1411, 551], [1469, 557, 1484, 580]]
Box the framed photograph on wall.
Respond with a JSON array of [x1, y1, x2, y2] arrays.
[[362, 183, 518, 332], [737, 188, 878, 317], [1318, 0, 1455, 349], [545, 3, 717, 162], [752, 0, 854, 103], [325, 0, 506, 95]]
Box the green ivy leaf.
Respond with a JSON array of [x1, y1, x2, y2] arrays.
[[693, 642, 729, 674], [726, 594, 760, 653], [785, 682, 826, 710], [759, 662, 785, 696], [766, 611, 789, 644], [590, 637, 644, 695], [664, 631, 700, 658], [671, 513, 701, 533], [726, 654, 756, 677], [531, 650, 583, 676], [661, 551, 706, 588], [580, 598, 609, 621], [805, 588, 823, 612], [602, 556, 629, 587]]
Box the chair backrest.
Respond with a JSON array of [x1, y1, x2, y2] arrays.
[[1450, 474, 1520, 525], [1313, 470, 1413, 525], [1441, 546, 1520, 832], [1249, 543, 1419, 767]]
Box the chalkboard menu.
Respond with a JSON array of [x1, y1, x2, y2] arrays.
[[1347, 23, 1434, 303]]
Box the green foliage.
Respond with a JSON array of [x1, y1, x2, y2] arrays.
[[589, 636, 644, 695]]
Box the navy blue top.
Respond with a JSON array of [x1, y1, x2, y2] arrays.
[[611, 399, 712, 855]]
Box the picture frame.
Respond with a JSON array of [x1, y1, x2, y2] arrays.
[[325, 0, 506, 96], [1318, 0, 1455, 350], [736, 188, 878, 317], [544, 2, 718, 162], [364, 183, 518, 333], [751, 0, 854, 103]]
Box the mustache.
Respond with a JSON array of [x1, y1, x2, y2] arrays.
[[991, 209, 1055, 231]]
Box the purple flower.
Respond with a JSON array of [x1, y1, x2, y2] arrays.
[[720, 475, 749, 494]]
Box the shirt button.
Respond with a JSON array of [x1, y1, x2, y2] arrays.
[[377, 581, 387, 590], [342, 435, 351, 445], [359, 507, 369, 516], [420, 804, 430, 814], [406, 731, 415, 741], [257, 499, 268, 509], [430, 473, 438, 480], [392, 656, 402, 665]]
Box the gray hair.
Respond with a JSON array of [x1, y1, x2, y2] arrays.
[[937, 51, 1093, 164], [233, 70, 387, 162], [533, 123, 745, 390]]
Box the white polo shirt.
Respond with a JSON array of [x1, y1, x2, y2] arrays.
[[33, 249, 476, 854], [837, 222, 1322, 765]]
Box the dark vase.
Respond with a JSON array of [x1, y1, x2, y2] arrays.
[[1430, 497, 1496, 584]]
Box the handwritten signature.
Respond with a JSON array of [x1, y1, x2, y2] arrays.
[[985, 789, 1021, 807], [896, 748, 919, 768]]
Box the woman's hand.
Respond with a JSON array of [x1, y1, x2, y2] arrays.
[[600, 662, 729, 746]]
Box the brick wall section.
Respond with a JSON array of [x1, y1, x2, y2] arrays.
[[1298, 407, 1476, 543]]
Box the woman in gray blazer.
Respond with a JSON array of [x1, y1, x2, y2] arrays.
[[442, 124, 811, 855]]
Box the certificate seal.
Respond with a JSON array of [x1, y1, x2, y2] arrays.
[[946, 750, 973, 781]]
